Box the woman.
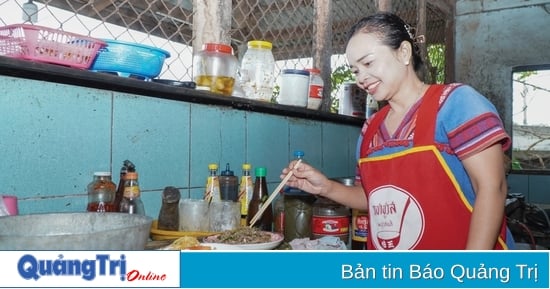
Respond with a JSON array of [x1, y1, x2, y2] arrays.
[[281, 12, 514, 250]]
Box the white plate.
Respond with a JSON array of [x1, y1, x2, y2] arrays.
[[202, 232, 283, 250]]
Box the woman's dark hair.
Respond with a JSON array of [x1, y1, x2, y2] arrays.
[[346, 12, 424, 73]]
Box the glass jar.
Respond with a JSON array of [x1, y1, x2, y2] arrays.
[[193, 43, 238, 96], [306, 68, 324, 110], [87, 171, 117, 212], [284, 190, 316, 242], [311, 196, 350, 244], [239, 40, 275, 101]]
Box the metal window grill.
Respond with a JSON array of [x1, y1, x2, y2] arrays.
[[1, 0, 452, 110]]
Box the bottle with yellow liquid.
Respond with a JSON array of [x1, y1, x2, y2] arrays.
[[237, 163, 254, 226], [193, 43, 238, 96], [204, 163, 221, 203]]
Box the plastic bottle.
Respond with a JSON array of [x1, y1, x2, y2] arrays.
[[193, 43, 238, 96], [246, 167, 273, 231], [306, 68, 324, 110], [86, 171, 117, 212], [283, 150, 315, 242], [219, 163, 239, 201], [239, 40, 276, 101], [238, 163, 254, 226], [119, 172, 145, 215], [278, 69, 310, 107], [204, 163, 221, 203], [311, 197, 350, 244]]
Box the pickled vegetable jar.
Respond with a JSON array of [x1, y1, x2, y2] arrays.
[[193, 43, 238, 96]]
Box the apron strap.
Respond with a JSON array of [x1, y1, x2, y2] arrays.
[[361, 84, 463, 155], [413, 84, 446, 146], [360, 101, 390, 156]]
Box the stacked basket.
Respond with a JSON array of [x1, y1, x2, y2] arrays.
[[0, 24, 105, 69]]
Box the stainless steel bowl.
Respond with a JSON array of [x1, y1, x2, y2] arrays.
[[0, 212, 152, 250]]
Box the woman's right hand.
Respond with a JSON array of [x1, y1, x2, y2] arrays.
[[280, 160, 332, 197]]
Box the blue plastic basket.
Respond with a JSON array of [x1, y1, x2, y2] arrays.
[[90, 39, 170, 80]]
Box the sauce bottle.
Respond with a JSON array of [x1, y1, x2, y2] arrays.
[[283, 150, 315, 242], [246, 167, 273, 231], [351, 209, 369, 250], [119, 172, 145, 215], [204, 163, 221, 203], [219, 163, 238, 201], [274, 190, 285, 235], [238, 163, 254, 226], [113, 160, 135, 212], [87, 171, 117, 212]]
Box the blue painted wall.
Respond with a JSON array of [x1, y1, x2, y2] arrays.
[[0, 75, 360, 219]]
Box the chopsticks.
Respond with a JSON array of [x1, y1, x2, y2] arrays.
[[248, 159, 302, 227]]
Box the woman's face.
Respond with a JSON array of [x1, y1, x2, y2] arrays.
[[346, 32, 408, 101]]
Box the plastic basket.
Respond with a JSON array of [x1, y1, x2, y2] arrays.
[[0, 24, 106, 69], [90, 39, 171, 80]]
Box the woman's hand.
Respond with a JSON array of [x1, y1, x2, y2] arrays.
[[280, 160, 332, 196]]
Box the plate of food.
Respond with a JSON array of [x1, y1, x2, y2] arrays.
[[202, 227, 284, 250]]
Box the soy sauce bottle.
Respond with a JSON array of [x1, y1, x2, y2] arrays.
[[246, 167, 273, 231]]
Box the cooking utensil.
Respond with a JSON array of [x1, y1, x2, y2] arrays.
[[248, 159, 302, 227]]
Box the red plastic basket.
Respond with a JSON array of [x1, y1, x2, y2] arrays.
[[0, 24, 106, 69]]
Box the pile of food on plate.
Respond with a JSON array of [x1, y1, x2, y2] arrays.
[[163, 236, 212, 250], [213, 227, 273, 244]]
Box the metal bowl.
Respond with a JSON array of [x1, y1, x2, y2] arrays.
[[0, 212, 152, 250]]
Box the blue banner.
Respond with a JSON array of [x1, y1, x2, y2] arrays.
[[180, 251, 549, 288]]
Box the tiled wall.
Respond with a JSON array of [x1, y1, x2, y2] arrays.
[[0, 75, 360, 218]]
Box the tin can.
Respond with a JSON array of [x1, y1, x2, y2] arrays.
[[338, 82, 366, 118]]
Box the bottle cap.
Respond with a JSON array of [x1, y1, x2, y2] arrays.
[[208, 163, 219, 170], [247, 40, 272, 50], [242, 163, 251, 170], [221, 163, 234, 176], [202, 43, 233, 54], [255, 167, 267, 177], [94, 171, 112, 177], [293, 150, 305, 158], [306, 68, 321, 74]]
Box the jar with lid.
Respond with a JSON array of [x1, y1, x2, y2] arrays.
[[305, 68, 324, 110], [193, 43, 238, 96], [278, 69, 310, 107], [87, 171, 117, 212], [284, 189, 316, 242], [311, 197, 350, 244], [239, 40, 276, 102]]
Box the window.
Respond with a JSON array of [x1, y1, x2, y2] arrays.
[[512, 66, 550, 171]]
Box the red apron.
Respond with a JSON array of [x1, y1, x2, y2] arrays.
[[359, 84, 508, 250]]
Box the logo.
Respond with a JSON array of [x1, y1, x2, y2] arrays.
[[17, 253, 167, 282]]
